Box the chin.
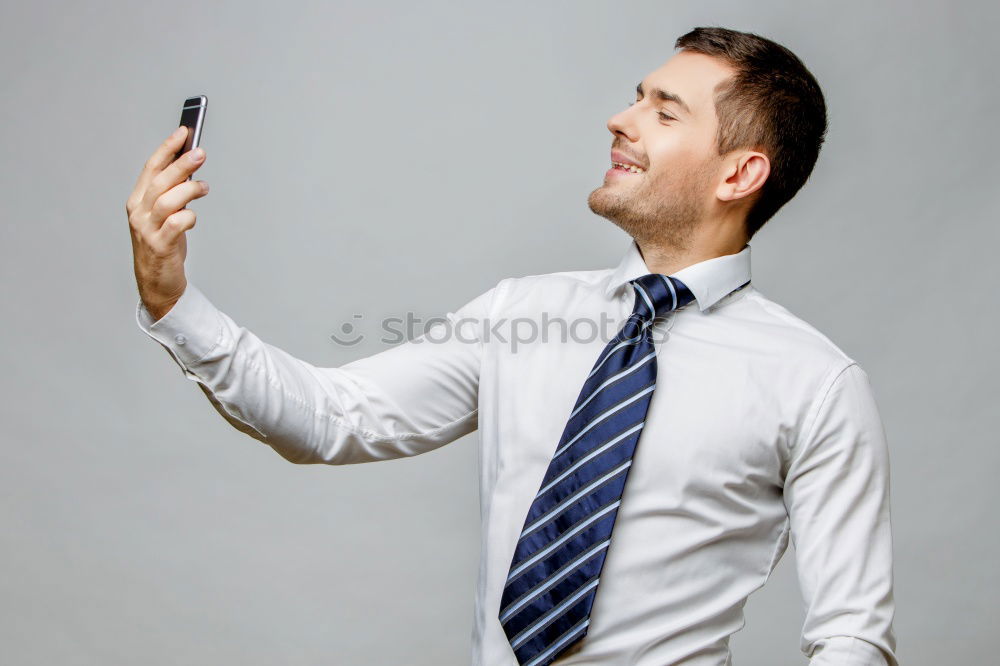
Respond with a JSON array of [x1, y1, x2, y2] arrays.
[[587, 185, 626, 219], [586, 187, 661, 241]]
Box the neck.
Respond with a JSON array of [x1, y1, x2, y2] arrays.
[[635, 226, 747, 276], [635, 236, 746, 276]]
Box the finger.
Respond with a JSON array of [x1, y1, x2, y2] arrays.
[[131, 125, 189, 205], [149, 180, 210, 230], [157, 207, 197, 247], [142, 145, 206, 212]]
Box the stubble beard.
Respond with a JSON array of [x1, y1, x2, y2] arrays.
[[587, 165, 711, 251]]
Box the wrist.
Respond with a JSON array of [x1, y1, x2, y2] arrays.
[[141, 283, 187, 323], [145, 298, 179, 322]]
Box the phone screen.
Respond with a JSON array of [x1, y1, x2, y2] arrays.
[[174, 95, 207, 178]]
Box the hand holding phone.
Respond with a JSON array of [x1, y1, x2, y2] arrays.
[[125, 95, 210, 321]]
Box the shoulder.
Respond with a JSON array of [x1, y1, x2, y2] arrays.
[[500, 267, 613, 293], [724, 288, 882, 454], [449, 266, 615, 324], [489, 267, 615, 312], [727, 285, 860, 375]]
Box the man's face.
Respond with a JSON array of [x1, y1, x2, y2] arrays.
[[587, 51, 735, 248]]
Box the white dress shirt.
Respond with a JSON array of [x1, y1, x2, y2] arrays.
[[135, 239, 897, 665]]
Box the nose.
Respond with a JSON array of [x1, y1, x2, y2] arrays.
[[607, 105, 638, 142]]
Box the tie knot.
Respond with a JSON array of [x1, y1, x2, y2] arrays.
[[629, 274, 696, 321]]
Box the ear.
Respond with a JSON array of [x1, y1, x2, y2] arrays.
[[716, 151, 769, 203]]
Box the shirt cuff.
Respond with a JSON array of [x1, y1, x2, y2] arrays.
[[135, 282, 225, 372], [809, 636, 895, 666]]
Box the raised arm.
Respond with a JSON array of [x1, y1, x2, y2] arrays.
[[126, 124, 497, 465], [135, 280, 497, 465], [783, 362, 899, 666]]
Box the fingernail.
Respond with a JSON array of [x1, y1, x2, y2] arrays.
[[172, 126, 184, 138], [190, 148, 204, 160]]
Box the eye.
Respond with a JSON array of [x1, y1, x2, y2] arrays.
[[626, 101, 674, 122]]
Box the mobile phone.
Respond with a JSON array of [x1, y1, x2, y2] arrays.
[[174, 95, 207, 180]]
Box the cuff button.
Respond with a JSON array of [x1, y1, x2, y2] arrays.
[[174, 334, 187, 346]]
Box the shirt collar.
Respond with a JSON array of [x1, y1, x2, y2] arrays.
[[604, 239, 753, 312]]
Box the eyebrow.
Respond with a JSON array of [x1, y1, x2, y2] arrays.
[[636, 82, 692, 116]]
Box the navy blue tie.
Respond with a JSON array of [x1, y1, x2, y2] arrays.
[[498, 273, 697, 665]]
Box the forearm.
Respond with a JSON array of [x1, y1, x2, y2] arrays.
[[135, 282, 482, 465]]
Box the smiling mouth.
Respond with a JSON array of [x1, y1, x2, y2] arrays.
[[612, 161, 645, 172], [607, 163, 646, 179]]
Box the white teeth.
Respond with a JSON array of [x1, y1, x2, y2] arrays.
[[612, 162, 645, 173]]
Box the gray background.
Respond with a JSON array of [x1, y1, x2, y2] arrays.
[[1, 0, 995, 663]]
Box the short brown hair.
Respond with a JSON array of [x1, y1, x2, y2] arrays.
[[675, 27, 828, 240]]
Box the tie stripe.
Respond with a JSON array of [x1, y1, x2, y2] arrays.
[[587, 339, 631, 378], [499, 539, 612, 622], [551, 381, 655, 460], [519, 459, 633, 540], [505, 499, 622, 584], [508, 576, 601, 650], [535, 422, 645, 499], [498, 273, 697, 665], [523, 619, 591, 666], [568, 352, 656, 419]]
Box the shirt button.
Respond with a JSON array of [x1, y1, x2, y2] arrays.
[[174, 334, 187, 346]]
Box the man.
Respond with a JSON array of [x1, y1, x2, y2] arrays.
[[127, 26, 896, 666]]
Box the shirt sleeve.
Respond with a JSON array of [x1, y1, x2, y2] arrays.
[[134, 280, 500, 465], [783, 362, 899, 666]]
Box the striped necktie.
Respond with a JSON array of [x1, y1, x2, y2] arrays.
[[498, 273, 696, 666]]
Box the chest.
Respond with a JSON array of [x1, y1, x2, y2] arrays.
[[481, 327, 801, 506]]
